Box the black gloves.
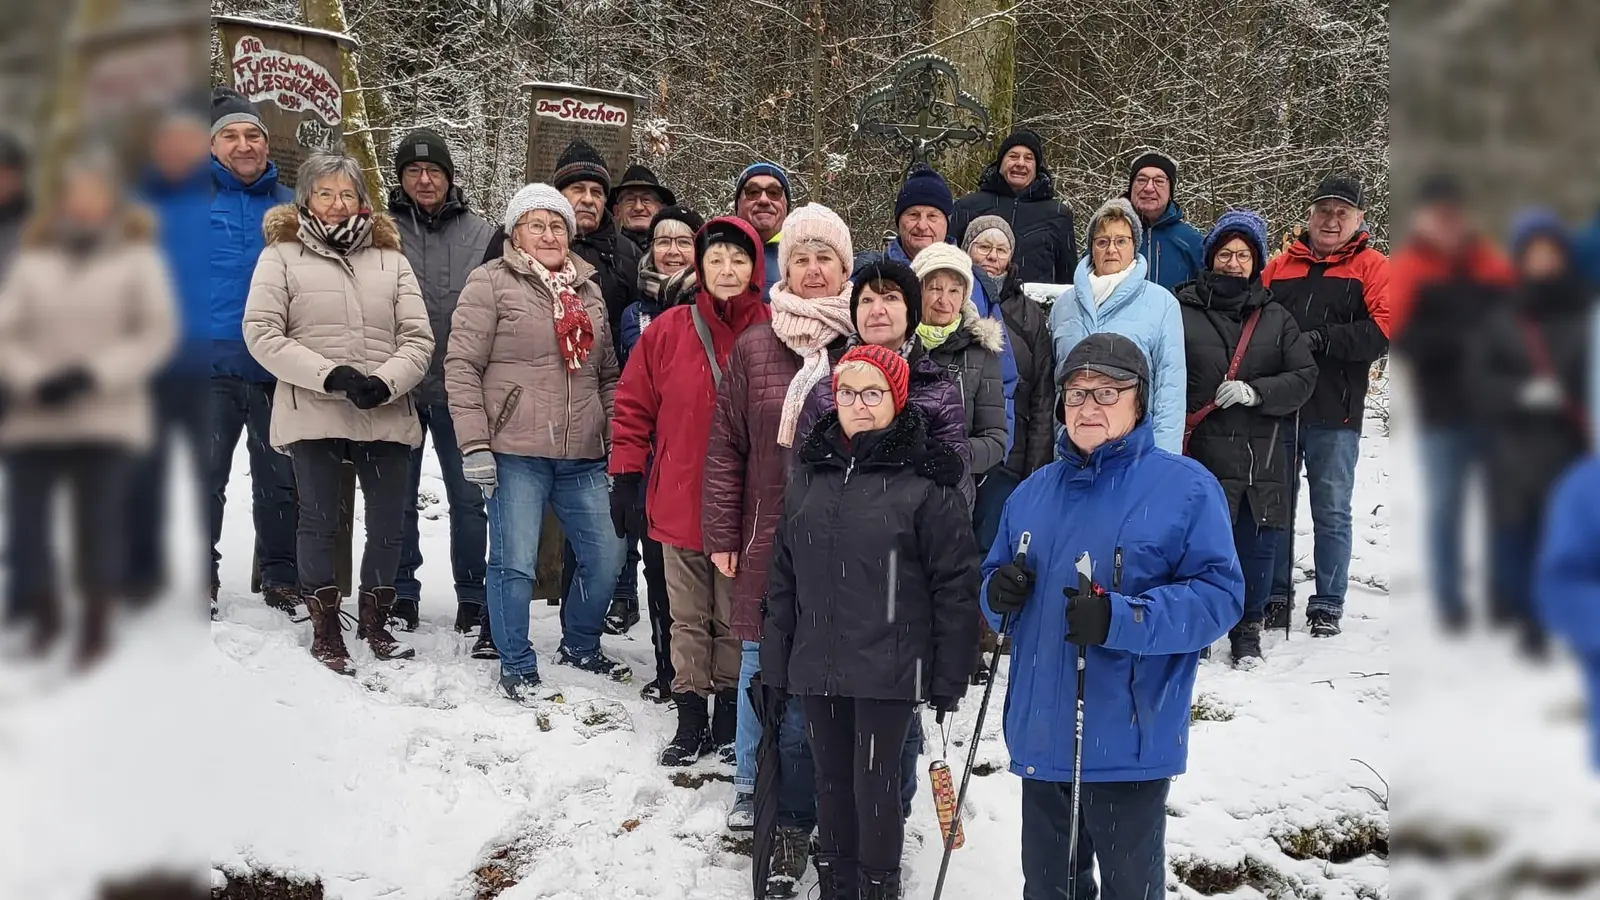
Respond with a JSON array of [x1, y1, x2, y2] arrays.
[[1304, 330, 1328, 354], [35, 366, 94, 408], [1065, 571, 1111, 646], [986, 558, 1035, 615], [351, 375, 391, 410], [610, 473, 647, 540], [930, 694, 960, 715], [324, 365, 365, 396], [917, 437, 964, 487]]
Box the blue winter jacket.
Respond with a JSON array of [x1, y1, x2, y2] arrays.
[[1048, 255, 1187, 453], [142, 163, 212, 376], [855, 237, 1021, 453], [210, 157, 292, 381], [1536, 455, 1600, 772], [763, 235, 781, 302], [980, 420, 1242, 783], [1140, 201, 1205, 291]]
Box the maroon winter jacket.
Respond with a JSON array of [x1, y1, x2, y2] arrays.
[[702, 323, 802, 640], [609, 217, 772, 550]]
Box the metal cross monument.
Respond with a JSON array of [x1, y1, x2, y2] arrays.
[[856, 54, 992, 170]]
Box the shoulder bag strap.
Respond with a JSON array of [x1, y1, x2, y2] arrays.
[[690, 304, 723, 388], [1183, 307, 1265, 454]]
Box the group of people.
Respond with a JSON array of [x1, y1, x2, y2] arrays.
[[0, 81, 1403, 899]]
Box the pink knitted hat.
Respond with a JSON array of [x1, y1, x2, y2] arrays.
[[778, 203, 854, 282]]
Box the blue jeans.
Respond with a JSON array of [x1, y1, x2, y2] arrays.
[[1232, 497, 1280, 624], [396, 404, 487, 605], [1272, 424, 1361, 619], [1021, 778, 1169, 900], [1419, 427, 1479, 622], [562, 534, 639, 603], [1490, 525, 1540, 627], [738, 641, 818, 831], [486, 456, 624, 677], [208, 377, 297, 590]]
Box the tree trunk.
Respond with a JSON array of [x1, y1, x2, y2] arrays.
[[929, 0, 1014, 193], [301, 0, 383, 201]]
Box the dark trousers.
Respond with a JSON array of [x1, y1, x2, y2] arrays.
[[641, 535, 673, 689], [1491, 523, 1542, 628], [125, 373, 210, 600], [395, 403, 487, 606], [1021, 778, 1170, 900], [5, 445, 132, 615], [208, 377, 297, 590], [974, 467, 1022, 552], [802, 695, 917, 877], [289, 440, 410, 592], [1232, 497, 1280, 624]]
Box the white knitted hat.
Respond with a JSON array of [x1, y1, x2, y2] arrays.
[[503, 183, 576, 236], [909, 241, 974, 301], [778, 203, 854, 280]]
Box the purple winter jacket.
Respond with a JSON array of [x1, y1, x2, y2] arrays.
[[795, 340, 975, 508]]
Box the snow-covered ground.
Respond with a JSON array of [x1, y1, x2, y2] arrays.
[[4, 386, 1598, 899]]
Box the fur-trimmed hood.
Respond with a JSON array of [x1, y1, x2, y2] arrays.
[[797, 403, 963, 488], [22, 204, 156, 248], [261, 203, 402, 252], [953, 297, 1006, 354]]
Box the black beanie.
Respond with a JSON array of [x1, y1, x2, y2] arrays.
[[649, 205, 706, 239], [697, 218, 759, 269], [851, 260, 923, 334], [995, 129, 1045, 167], [1127, 151, 1178, 194], [394, 128, 455, 183], [552, 139, 611, 192]]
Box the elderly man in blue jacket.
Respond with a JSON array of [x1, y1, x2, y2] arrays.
[[208, 88, 298, 615], [981, 332, 1243, 900], [1126, 151, 1205, 291]]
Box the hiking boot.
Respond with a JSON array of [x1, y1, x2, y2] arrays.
[[358, 587, 416, 660], [499, 670, 549, 705], [210, 583, 219, 621], [604, 596, 640, 635], [1264, 598, 1291, 632], [861, 869, 903, 900], [726, 792, 755, 832], [659, 692, 710, 766], [711, 688, 738, 764], [640, 679, 672, 704], [1230, 620, 1264, 666], [556, 645, 632, 682], [454, 600, 484, 634], [1307, 610, 1341, 638], [391, 596, 420, 632], [304, 587, 356, 676], [263, 586, 300, 615], [812, 854, 858, 900], [765, 825, 811, 898], [471, 608, 499, 659]]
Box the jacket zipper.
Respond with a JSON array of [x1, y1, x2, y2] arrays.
[[492, 386, 523, 436], [564, 367, 572, 457], [826, 455, 854, 695], [1116, 545, 1137, 725]]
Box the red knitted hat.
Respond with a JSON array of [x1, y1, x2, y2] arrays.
[[834, 344, 910, 413]]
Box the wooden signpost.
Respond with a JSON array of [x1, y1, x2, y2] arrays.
[[522, 82, 643, 181]]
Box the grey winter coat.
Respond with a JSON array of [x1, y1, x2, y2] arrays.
[[922, 299, 1010, 477], [388, 186, 495, 409]]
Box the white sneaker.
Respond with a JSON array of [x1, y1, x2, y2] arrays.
[[726, 793, 755, 832]]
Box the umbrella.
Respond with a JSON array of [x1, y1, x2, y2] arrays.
[[748, 673, 787, 899]]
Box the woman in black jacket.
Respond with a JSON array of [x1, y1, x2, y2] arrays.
[[1176, 210, 1317, 665], [762, 344, 980, 900]]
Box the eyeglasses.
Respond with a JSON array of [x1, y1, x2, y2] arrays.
[[741, 184, 786, 202], [402, 164, 446, 182], [518, 220, 569, 238], [836, 388, 886, 408], [1213, 249, 1254, 266], [971, 241, 1010, 256], [313, 189, 360, 207], [1093, 236, 1134, 251], [652, 236, 695, 252], [1063, 385, 1136, 407], [1132, 175, 1169, 189]]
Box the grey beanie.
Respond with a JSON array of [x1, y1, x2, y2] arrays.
[[1086, 197, 1144, 253], [962, 214, 1016, 252], [211, 87, 268, 139], [503, 183, 577, 236]]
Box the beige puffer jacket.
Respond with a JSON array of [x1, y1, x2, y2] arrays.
[[0, 208, 177, 451], [243, 205, 434, 452], [445, 240, 619, 460]]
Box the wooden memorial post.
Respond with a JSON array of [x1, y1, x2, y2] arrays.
[[521, 83, 642, 603], [216, 15, 362, 597]]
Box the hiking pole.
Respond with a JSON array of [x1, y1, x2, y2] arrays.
[[931, 531, 1031, 900], [1066, 552, 1092, 900]]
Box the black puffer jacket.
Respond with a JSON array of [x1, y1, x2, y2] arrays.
[[762, 406, 980, 703], [923, 299, 1010, 477], [951, 165, 1078, 284], [1478, 276, 1593, 528], [1177, 272, 1318, 529], [980, 268, 1055, 476]]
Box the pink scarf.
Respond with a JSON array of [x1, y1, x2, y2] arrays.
[[770, 281, 855, 447]]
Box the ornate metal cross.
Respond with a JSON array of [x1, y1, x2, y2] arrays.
[[855, 54, 991, 170]]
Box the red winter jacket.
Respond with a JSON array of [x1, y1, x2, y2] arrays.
[[610, 217, 772, 550]]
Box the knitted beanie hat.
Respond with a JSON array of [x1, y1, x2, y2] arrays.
[[394, 128, 455, 182], [895, 164, 954, 220], [735, 161, 792, 205], [503, 183, 577, 236], [851, 260, 922, 334], [778, 203, 853, 281], [909, 241, 975, 302], [1127, 150, 1178, 194], [552, 139, 611, 192], [211, 87, 267, 139], [995, 129, 1045, 167], [1203, 209, 1269, 272], [962, 214, 1016, 252], [649, 205, 706, 241], [1086, 197, 1145, 254], [835, 344, 910, 414]]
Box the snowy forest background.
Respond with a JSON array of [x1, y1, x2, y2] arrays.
[[210, 0, 1390, 247]]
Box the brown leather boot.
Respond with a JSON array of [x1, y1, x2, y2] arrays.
[[358, 587, 415, 661], [305, 586, 355, 676]]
